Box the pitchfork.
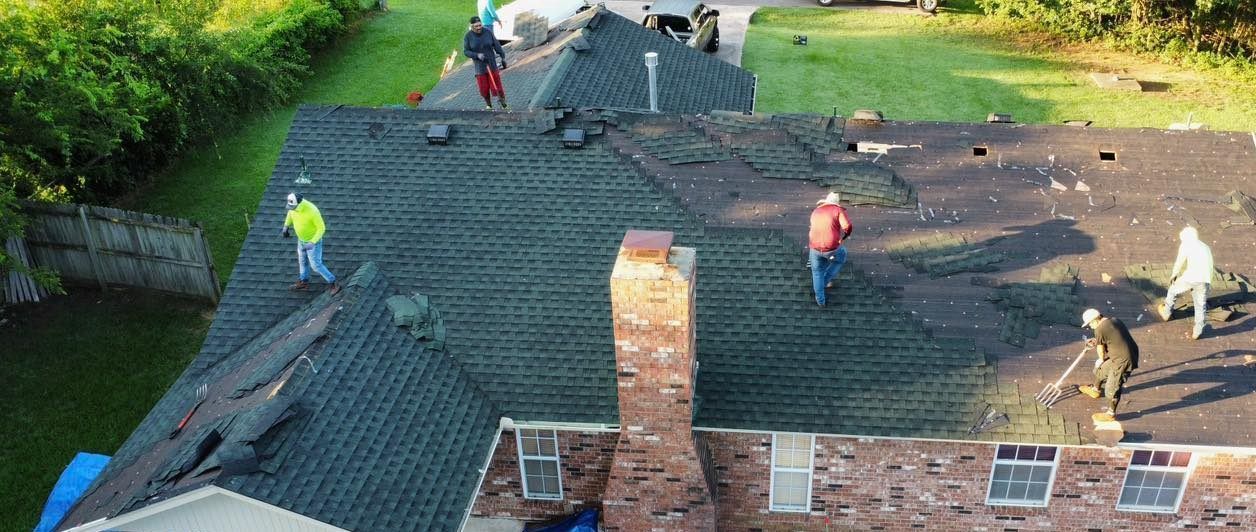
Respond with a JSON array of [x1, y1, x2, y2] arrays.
[[169, 383, 208, 439], [1034, 346, 1093, 408]]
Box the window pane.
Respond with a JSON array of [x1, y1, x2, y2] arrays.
[[526, 474, 543, 491], [1125, 469, 1145, 487], [1162, 472, 1185, 490], [543, 477, 560, 495], [1170, 452, 1192, 467], [773, 472, 808, 508], [520, 428, 537, 439], [996, 445, 1016, 460], [1036, 446, 1057, 461], [1007, 481, 1029, 500], [538, 436, 557, 457], [1119, 486, 1139, 506], [775, 471, 806, 490], [1156, 487, 1180, 508], [1142, 471, 1165, 488], [541, 460, 559, 477], [1137, 487, 1160, 507], [1030, 465, 1052, 483], [1026, 482, 1048, 502], [989, 480, 1010, 500], [992, 464, 1012, 481], [1016, 446, 1037, 460], [1010, 465, 1031, 482], [1150, 451, 1172, 467], [524, 460, 541, 476], [522, 437, 539, 456], [1131, 450, 1152, 466]]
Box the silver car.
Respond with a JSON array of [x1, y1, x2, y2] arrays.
[[642, 0, 721, 53], [818, 0, 940, 13]]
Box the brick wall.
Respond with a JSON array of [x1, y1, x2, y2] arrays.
[[469, 429, 618, 523], [707, 431, 1256, 531]]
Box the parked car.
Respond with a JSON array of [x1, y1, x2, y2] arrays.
[[818, 0, 940, 14], [641, 0, 720, 53]]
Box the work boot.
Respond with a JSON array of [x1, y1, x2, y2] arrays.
[[825, 281, 835, 289], [1190, 325, 1206, 340], [1077, 385, 1101, 399], [484, 104, 493, 111], [1156, 302, 1172, 321], [289, 280, 309, 291], [328, 282, 342, 295], [1092, 411, 1116, 423], [498, 98, 509, 110]]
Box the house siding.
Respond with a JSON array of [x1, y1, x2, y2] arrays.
[[706, 431, 1256, 531], [470, 429, 617, 523]]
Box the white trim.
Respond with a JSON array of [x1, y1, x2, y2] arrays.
[[459, 423, 505, 532], [693, 426, 1256, 455], [516, 428, 564, 500], [1116, 450, 1197, 513], [984, 444, 1061, 507], [508, 420, 620, 433], [768, 433, 814, 513], [60, 486, 347, 532]]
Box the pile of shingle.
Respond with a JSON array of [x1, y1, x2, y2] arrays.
[[886, 232, 1006, 278], [1223, 189, 1256, 226], [1124, 263, 1252, 320], [987, 264, 1082, 347], [386, 292, 447, 351], [729, 130, 815, 179], [629, 120, 731, 164], [813, 161, 916, 207]]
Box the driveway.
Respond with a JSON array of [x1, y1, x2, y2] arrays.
[[602, 0, 930, 66]]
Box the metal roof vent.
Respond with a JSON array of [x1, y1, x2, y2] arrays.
[[562, 128, 586, 149], [426, 124, 450, 145], [644, 52, 659, 113], [987, 113, 1015, 123], [621, 229, 673, 264]]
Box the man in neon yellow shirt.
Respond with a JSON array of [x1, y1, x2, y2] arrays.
[[282, 192, 339, 294]]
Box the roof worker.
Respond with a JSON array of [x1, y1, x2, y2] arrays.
[[1077, 308, 1139, 423], [477, 0, 502, 30], [1158, 226, 1214, 339], [808, 191, 853, 307], [463, 16, 508, 111], [282, 193, 340, 295]]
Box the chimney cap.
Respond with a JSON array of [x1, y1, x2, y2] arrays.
[[621, 230, 673, 264]]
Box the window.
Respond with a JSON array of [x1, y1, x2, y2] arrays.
[[770, 433, 814, 512], [986, 445, 1059, 506], [516, 428, 562, 500], [1118, 450, 1192, 512]]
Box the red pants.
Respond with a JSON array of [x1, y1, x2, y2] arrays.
[[475, 70, 504, 99]]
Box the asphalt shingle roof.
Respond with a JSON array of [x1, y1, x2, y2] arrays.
[[423, 7, 755, 113]]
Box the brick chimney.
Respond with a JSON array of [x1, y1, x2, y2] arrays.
[[602, 230, 715, 531]]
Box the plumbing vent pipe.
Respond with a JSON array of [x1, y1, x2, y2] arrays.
[[644, 52, 659, 112]]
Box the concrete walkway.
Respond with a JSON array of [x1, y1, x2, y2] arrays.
[[603, 0, 927, 67]]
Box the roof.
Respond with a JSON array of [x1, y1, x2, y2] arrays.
[[59, 262, 501, 530], [423, 6, 755, 113]]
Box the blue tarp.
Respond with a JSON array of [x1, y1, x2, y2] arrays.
[[35, 452, 110, 532], [524, 507, 598, 532]]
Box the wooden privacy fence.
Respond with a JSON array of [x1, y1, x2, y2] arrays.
[[13, 202, 221, 303]]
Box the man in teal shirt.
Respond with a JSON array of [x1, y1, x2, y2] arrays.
[[478, 0, 501, 29], [282, 192, 339, 294]]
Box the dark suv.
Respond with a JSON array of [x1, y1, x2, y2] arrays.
[[642, 0, 721, 52], [818, 0, 940, 13]]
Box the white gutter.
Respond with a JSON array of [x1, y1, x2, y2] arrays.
[[458, 418, 507, 532], [506, 419, 620, 433]]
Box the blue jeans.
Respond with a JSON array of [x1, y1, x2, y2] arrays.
[[809, 246, 847, 306], [1166, 280, 1208, 335], [297, 240, 336, 283]]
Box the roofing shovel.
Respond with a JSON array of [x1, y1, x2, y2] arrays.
[[1034, 346, 1093, 408], [169, 383, 208, 439]]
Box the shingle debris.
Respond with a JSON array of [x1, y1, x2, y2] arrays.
[[986, 264, 1082, 347], [885, 232, 1006, 278]]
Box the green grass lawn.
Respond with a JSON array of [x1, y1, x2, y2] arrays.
[[1, 2, 468, 529], [744, 8, 1256, 131]]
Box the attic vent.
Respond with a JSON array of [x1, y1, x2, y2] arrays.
[[973, 146, 988, 157], [986, 113, 1014, 124], [1099, 150, 1117, 161], [426, 124, 450, 145], [562, 128, 586, 149], [846, 143, 859, 152], [621, 230, 673, 264]]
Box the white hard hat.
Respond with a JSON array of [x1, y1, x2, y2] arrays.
[[1179, 226, 1199, 241], [286, 192, 300, 209], [1081, 308, 1101, 327]]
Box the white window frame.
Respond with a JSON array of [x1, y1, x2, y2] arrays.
[[984, 444, 1061, 507], [515, 428, 563, 500], [1116, 450, 1195, 513], [769, 433, 815, 513]]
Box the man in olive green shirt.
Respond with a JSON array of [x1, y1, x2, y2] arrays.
[[282, 192, 339, 294]]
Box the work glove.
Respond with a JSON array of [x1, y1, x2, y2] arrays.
[[477, 53, 485, 61], [282, 227, 291, 238], [1085, 338, 1097, 348]]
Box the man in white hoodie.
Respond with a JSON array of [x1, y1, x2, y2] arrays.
[[1158, 226, 1213, 339]]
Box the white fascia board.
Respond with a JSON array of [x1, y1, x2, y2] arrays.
[[60, 486, 347, 532], [460, 424, 506, 532]]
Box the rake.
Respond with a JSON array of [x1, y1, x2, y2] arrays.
[[169, 383, 208, 439], [1034, 346, 1093, 408]]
